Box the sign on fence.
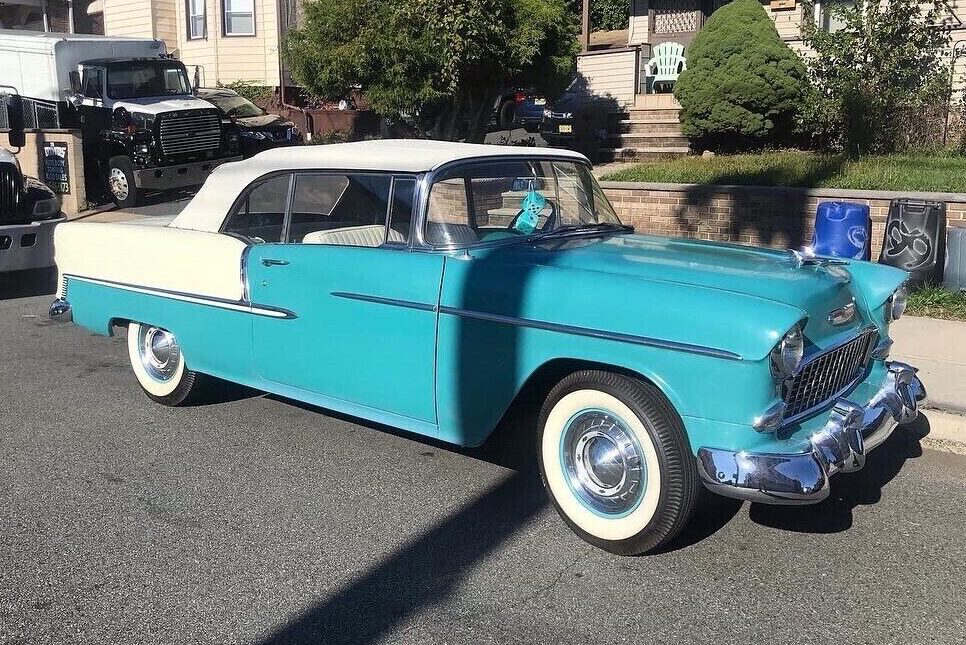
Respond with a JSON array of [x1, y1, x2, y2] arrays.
[[42, 142, 69, 194]]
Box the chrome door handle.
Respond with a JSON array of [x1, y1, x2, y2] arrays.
[[261, 258, 290, 267]]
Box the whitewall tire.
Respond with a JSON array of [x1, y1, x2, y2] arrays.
[[538, 371, 700, 555], [127, 322, 206, 406]]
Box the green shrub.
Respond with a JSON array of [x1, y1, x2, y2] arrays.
[[802, 0, 951, 157], [673, 0, 807, 151], [217, 79, 271, 104]]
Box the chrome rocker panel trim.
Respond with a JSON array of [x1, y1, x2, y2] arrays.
[[61, 274, 297, 319], [696, 361, 927, 505], [49, 298, 72, 322], [330, 291, 743, 361]]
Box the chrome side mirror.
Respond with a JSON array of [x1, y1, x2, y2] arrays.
[[63, 89, 84, 108]]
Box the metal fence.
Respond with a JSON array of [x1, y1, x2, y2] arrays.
[[0, 94, 62, 130]]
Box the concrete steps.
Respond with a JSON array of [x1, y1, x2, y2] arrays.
[[608, 132, 689, 148], [617, 118, 683, 134], [598, 146, 691, 162], [602, 103, 689, 160]]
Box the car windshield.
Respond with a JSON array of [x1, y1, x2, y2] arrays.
[[107, 61, 192, 99], [425, 159, 624, 246], [205, 93, 264, 118]]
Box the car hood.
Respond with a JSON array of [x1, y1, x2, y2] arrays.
[[548, 92, 580, 113], [495, 233, 896, 345], [113, 96, 218, 116], [233, 113, 291, 129]]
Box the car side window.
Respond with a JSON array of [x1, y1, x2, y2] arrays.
[[222, 174, 291, 243], [292, 173, 403, 247], [387, 177, 416, 244]]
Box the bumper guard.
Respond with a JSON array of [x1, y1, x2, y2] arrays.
[[696, 361, 926, 505]]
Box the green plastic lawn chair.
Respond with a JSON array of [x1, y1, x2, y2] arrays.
[[645, 42, 686, 93]]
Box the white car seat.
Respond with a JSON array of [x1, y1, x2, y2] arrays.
[[302, 225, 405, 247]]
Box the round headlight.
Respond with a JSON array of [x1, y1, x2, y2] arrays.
[[887, 286, 908, 322], [771, 326, 804, 380]]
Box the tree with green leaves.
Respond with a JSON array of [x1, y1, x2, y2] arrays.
[[673, 0, 807, 151], [284, 0, 578, 142], [802, 0, 951, 157]]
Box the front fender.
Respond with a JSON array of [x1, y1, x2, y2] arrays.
[[436, 256, 788, 446]]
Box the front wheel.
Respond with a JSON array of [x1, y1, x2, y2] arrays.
[[538, 370, 700, 555], [106, 155, 142, 208], [126, 322, 207, 406]]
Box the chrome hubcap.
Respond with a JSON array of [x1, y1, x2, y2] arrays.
[[137, 326, 180, 382], [561, 410, 646, 516], [109, 168, 129, 200]]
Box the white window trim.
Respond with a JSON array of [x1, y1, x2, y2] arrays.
[[186, 0, 206, 40], [223, 0, 256, 37]]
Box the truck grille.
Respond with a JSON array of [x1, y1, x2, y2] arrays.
[[158, 111, 222, 157], [0, 165, 19, 219], [783, 328, 878, 421]]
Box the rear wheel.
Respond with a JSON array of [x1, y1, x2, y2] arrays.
[[538, 370, 699, 555], [106, 155, 142, 208], [126, 322, 207, 406]]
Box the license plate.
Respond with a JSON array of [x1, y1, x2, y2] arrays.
[[534, 98, 546, 105], [559, 124, 573, 134]]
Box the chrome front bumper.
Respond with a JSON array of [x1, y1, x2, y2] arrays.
[[696, 361, 926, 505]]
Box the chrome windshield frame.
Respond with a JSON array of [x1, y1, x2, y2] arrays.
[[414, 155, 624, 252]]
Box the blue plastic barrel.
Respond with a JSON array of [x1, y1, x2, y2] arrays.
[[813, 201, 871, 260]]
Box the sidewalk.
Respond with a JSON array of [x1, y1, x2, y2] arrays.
[[892, 316, 966, 415]]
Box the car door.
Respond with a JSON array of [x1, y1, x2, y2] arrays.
[[244, 172, 444, 424]]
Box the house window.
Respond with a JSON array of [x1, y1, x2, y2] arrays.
[[816, 0, 858, 32], [223, 0, 255, 36], [186, 0, 206, 39]]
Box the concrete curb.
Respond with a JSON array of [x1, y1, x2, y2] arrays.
[[922, 408, 966, 445]]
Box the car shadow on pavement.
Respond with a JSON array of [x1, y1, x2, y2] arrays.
[[255, 464, 545, 645], [748, 416, 930, 533], [0, 266, 57, 300]]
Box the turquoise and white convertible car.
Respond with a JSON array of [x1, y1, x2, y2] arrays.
[[50, 140, 925, 555]]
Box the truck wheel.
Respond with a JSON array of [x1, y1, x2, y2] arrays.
[[107, 156, 142, 208], [127, 322, 208, 406], [538, 370, 700, 555]]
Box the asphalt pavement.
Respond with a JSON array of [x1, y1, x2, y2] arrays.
[[2, 294, 966, 644]]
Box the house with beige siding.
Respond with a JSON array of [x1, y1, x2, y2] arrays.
[[95, 0, 291, 87], [574, 0, 966, 159]]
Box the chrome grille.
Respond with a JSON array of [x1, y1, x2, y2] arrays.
[[783, 329, 877, 421], [158, 111, 222, 156], [0, 164, 19, 220]]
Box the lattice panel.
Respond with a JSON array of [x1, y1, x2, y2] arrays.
[[653, 0, 701, 34]]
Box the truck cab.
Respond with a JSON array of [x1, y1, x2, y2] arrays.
[[0, 95, 64, 283], [68, 56, 241, 207]]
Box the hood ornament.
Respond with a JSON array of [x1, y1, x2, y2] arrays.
[[789, 246, 849, 269]]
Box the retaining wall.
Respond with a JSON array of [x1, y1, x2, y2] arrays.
[[599, 181, 966, 253]]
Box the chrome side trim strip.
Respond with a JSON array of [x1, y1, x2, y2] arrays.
[[331, 291, 437, 312], [438, 306, 743, 361], [330, 291, 741, 360], [66, 274, 297, 319]]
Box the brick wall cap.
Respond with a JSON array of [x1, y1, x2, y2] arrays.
[[598, 180, 966, 204]]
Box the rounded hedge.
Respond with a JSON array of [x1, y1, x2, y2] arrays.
[[673, 0, 807, 151]]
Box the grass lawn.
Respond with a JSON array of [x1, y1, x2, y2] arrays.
[[907, 285, 966, 321], [601, 151, 966, 193]]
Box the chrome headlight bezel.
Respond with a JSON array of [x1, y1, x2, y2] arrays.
[[885, 286, 908, 323], [770, 324, 805, 381]]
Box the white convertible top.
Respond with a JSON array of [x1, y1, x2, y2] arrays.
[[170, 139, 588, 232]]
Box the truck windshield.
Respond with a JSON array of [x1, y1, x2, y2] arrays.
[[107, 61, 192, 100]]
